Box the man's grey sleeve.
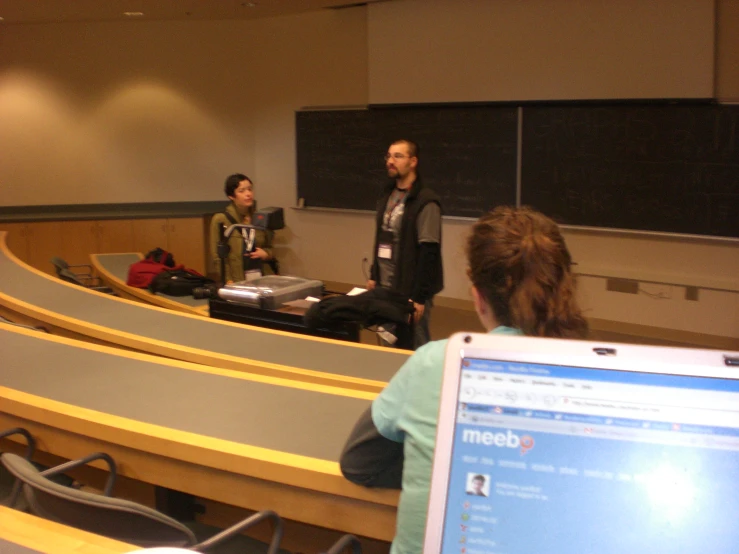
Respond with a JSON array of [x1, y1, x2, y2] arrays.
[[417, 202, 441, 243], [339, 406, 404, 489]]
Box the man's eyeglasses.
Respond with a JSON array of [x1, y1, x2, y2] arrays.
[[384, 153, 411, 162]]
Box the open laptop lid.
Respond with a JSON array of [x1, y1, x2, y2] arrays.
[[425, 332, 739, 554]]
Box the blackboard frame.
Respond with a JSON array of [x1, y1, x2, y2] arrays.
[[295, 100, 739, 240]]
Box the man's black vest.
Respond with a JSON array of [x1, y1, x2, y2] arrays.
[[371, 176, 444, 301]]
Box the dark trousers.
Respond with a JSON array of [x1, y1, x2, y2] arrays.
[[413, 299, 432, 349]]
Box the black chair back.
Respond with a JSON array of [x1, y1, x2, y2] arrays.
[[0, 428, 35, 508], [1, 453, 197, 548]]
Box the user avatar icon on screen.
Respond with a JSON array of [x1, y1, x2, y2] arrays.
[[466, 473, 489, 497]]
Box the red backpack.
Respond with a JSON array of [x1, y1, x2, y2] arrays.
[[127, 248, 176, 288]]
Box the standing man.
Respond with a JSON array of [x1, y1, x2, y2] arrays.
[[367, 139, 443, 348]]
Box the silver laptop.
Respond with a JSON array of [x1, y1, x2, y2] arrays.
[[424, 332, 739, 554]]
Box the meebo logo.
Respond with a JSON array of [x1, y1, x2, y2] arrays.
[[462, 429, 535, 455]]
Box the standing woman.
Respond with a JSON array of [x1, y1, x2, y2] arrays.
[[340, 206, 589, 554], [210, 173, 274, 283]]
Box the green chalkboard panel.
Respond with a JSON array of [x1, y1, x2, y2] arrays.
[[521, 104, 739, 238], [296, 106, 519, 217]]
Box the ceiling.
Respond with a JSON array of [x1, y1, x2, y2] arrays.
[[0, 0, 388, 24]]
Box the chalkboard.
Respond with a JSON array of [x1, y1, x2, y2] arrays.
[[521, 104, 739, 238], [296, 106, 519, 218]]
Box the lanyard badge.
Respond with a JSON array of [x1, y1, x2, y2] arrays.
[[240, 227, 256, 253], [377, 229, 394, 260]]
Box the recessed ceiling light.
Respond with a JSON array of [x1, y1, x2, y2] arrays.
[[123, 12, 144, 17], [0, 17, 5, 21]]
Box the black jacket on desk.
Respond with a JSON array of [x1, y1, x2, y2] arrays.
[[304, 288, 416, 349], [370, 176, 444, 304], [304, 287, 414, 325]]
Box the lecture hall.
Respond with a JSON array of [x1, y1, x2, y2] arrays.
[[0, 1, 737, 553]]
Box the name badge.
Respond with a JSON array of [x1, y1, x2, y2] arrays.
[[378, 229, 393, 259]]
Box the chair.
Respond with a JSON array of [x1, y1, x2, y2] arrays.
[[50, 257, 115, 294], [322, 534, 362, 554], [0, 427, 36, 507], [0, 314, 49, 333], [1, 452, 283, 552]]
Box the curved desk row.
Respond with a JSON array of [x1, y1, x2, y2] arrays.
[[0, 505, 133, 554], [0, 233, 408, 393], [0, 323, 398, 540]]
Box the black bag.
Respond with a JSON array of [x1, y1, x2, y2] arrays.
[[148, 268, 215, 297], [143, 247, 175, 268]]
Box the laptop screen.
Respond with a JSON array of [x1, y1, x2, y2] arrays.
[[428, 336, 739, 554]]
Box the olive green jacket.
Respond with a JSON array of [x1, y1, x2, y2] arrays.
[[210, 203, 274, 283]]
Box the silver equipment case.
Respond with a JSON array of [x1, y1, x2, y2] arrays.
[[217, 275, 323, 310]]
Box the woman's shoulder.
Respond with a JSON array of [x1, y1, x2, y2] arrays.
[[401, 338, 450, 378], [414, 337, 450, 359], [211, 206, 241, 228]]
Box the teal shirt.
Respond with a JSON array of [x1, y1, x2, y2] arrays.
[[372, 326, 522, 554]]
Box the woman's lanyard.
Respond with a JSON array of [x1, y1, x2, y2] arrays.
[[240, 227, 256, 253]]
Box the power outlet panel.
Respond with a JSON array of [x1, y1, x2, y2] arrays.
[[606, 278, 639, 294], [685, 286, 700, 301]]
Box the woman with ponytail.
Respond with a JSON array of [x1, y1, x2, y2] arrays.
[[340, 206, 588, 554], [466, 205, 587, 339]]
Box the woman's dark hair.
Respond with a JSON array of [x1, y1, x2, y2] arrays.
[[466, 206, 588, 339], [224, 173, 251, 198]]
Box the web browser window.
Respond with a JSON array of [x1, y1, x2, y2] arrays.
[[440, 358, 739, 554]]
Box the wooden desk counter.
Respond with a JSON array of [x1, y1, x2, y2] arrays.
[[0, 233, 409, 393], [0, 323, 398, 541], [0, 506, 134, 554]]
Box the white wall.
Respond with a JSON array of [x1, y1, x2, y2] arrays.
[[0, 10, 367, 206], [0, 2, 736, 341], [368, 0, 715, 104]]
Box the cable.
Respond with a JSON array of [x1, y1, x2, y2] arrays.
[[637, 285, 671, 300]]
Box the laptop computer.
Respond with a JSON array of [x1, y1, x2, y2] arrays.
[[424, 332, 739, 554]]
